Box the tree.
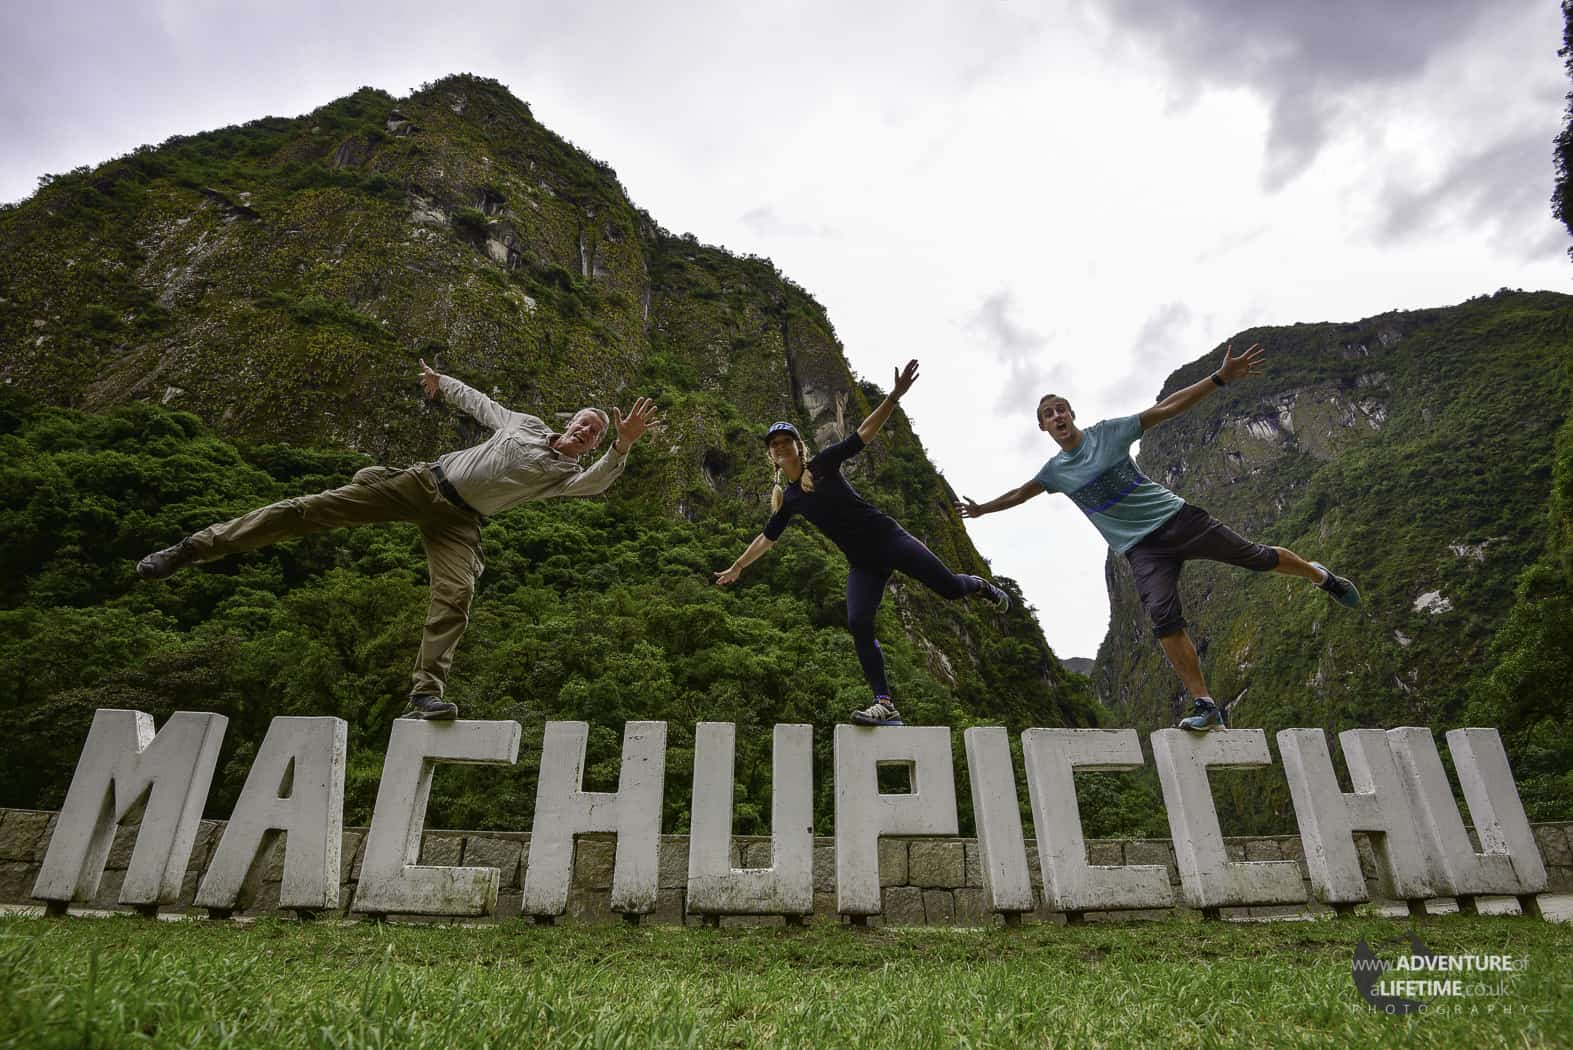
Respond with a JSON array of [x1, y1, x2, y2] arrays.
[[1555, 1, 1573, 254]]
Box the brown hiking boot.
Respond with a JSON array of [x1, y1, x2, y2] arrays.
[[402, 695, 459, 720], [136, 538, 198, 581]]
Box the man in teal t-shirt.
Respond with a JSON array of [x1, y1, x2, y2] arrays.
[[957, 342, 1361, 731], [1031, 413, 1186, 554]]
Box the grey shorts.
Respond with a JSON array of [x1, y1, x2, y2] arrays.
[[1125, 504, 1279, 637]]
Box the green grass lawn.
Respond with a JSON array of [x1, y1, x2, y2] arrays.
[[1, 912, 1569, 1048]]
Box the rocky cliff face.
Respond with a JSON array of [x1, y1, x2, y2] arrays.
[[1091, 291, 1573, 830], [4, 79, 791, 462]]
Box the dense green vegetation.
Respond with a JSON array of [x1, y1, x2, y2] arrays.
[[2, 913, 1569, 1048], [1467, 351, 1573, 820], [0, 389, 1097, 834]]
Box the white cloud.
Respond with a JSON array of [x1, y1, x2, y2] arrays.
[[1103, 302, 1197, 404], [739, 207, 837, 239], [1090, 0, 1504, 190], [964, 290, 1066, 416]]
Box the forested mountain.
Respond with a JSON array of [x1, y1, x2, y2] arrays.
[[0, 76, 1096, 833], [1093, 292, 1573, 831]]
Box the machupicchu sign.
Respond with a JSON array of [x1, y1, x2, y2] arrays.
[[30, 710, 1550, 921]]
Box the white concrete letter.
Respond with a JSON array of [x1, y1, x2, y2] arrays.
[[522, 721, 667, 917], [1151, 728, 1306, 910], [962, 727, 1034, 914], [833, 725, 958, 915], [195, 717, 347, 912], [1278, 728, 1435, 905], [1447, 728, 1547, 894], [33, 709, 227, 909], [687, 723, 813, 916], [1025, 729, 1174, 913], [1388, 727, 1545, 898], [353, 720, 521, 917]]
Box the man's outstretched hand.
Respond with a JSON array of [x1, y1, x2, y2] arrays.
[[613, 397, 661, 452], [1217, 342, 1265, 384], [419, 358, 441, 399], [891, 359, 920, 399]]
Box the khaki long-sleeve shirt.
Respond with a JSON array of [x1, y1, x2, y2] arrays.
[[433, 375, 628, 516]]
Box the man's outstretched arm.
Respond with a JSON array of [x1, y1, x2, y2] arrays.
[[955, 480, 1046, 519], [420, 357, 522, 431], [1137, 342, 1264, 432], [556, 397, 660, 498]]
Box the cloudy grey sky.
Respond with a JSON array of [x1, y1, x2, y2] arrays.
[[3, 0, 1568, 658]]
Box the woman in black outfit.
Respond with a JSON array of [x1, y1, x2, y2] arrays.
[[714, 360, 1010, 726]]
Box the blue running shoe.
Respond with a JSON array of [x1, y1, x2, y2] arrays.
[[1311, 562, 1361, 608], [1178, 697, 1225, 732], [850, 697, 905, 727]]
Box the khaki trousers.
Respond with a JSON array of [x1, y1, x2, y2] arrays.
[[190, 465, 484, 699]]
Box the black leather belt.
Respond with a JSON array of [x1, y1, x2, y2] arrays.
[[430, 462, 482, 517]]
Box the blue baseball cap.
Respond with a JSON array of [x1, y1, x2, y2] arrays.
[[764, 421, 801, 443]]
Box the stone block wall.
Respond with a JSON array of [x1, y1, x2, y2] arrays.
[[2, 808, 1568, 925]]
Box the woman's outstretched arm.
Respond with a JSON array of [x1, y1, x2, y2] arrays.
[[714, 534, 777, 585], [857, 359, 919, 444]]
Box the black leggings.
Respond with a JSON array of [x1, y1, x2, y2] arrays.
[[846, 531, 981, 698]]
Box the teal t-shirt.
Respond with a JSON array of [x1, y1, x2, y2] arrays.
[[1034, 415, 1185, 553]]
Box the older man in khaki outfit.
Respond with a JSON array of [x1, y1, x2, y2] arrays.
[[137, 359, 659, 719]]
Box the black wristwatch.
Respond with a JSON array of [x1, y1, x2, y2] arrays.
[[1210, 373, 1226, 387]]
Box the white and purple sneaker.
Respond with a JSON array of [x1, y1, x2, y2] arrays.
[[850, 698, 905, 727]]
